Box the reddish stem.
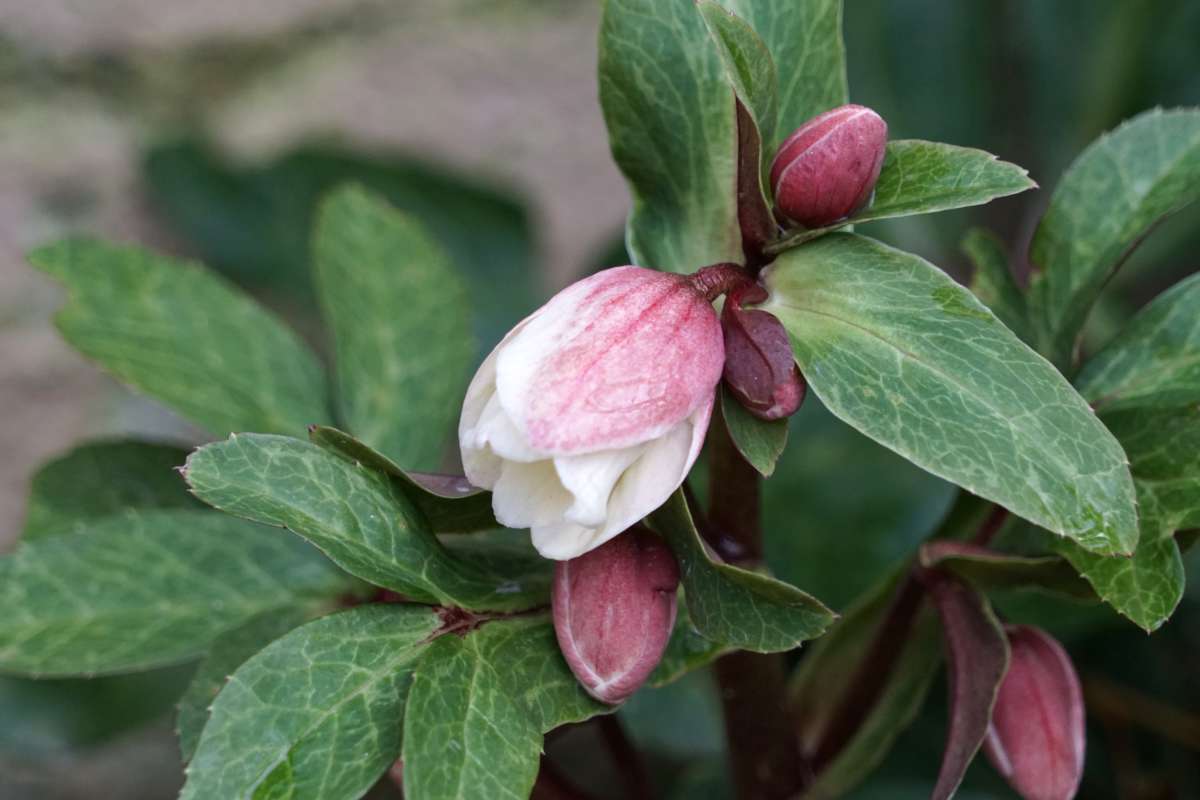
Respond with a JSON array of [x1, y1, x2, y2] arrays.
[[689, 262, 753, 302]]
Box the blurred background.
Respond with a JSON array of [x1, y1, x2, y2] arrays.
[[1, 1, 1198, 798]]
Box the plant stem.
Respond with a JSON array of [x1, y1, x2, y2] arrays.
[[597, 715, 655, 800], [707, 411, 803, 800]]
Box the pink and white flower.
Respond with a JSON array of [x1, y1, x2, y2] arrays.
[[458, 266, 724, 560]]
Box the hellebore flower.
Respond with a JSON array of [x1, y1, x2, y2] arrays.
[[458, 266, 726, 560], [552, 526, 679, 703], [770, 103, 888, 228], [984, 625, 1085, 800]]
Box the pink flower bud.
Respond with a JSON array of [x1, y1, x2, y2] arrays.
[[769, 104, 888, 228], [721, 283, 805, 420], [552, 527, 679, 704], [458, 266, 724, 560], [984, 625, 1085, 800]]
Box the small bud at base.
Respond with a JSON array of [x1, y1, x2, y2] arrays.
[[984, 625, 1085, 800], [552, 527, 679, 704], [721, 283, 806, 420], [770, 104, 888, 228]]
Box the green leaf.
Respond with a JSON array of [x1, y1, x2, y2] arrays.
[[1028, 108, 1200, 365], [181, 605, 438, 800], [766, 142, 1034, 254], [790, 574, 942, 800], [721, 387, 788, 477], [176, 609, 311, 763], [142, 139, 538, 347], [0, 665, 195, 756], [22, 440, 200, 541], [1054, 535, 1184, 633], [309, 425, 498, 533], [184, 434, 550, 611], [917, 541, 1094, 600], [1077, 272, 1200, 412], [648, 601, 732, 687], [720, 0, 846, 144], [649, 491, 835, 653], [962, 227, 1030, 343], [0, 510, 348, 677], [402, 616, 607, 800], [763, 233, 1138, 556], [314, 186, 474, 471], [28, 238, 330, 437], [599, 0, 740, 271], [699, 3, 778, 148]]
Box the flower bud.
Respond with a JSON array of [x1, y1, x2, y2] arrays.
[[769, 104, 888, 228], [458, 266, 724, 560], [721, 283, 805, 420], [984, 625, 1085, 800], [552, 527, 679, 704]]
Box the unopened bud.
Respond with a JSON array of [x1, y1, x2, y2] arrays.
[[770, 104, 888, 228], [984, 625, 1085, 800], [552, 527, 679, 704], [721, 283, 805, 420]]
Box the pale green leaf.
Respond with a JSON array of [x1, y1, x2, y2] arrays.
[[721, 387, 788, 477], [649, 491, 835, 653], [184, 434, 550, 611], [599, 0, 740, 271], [28, 239, 330, 437], [1028, 108, 1200, 365], [0, 510, 348, 677], [176, 609, 311, 763], [720, 0, 846, 144], [402, 616, 607, 800], [1054, 535, 1184, 633], [763, 234, 1138, 555], [699, 3, 777, 148], [22, 440, 199, 541], [181, 605, 438, 800], [314, 186, 474, 471], [963, 227, 1030, 343], [309, 425, 497, 533]]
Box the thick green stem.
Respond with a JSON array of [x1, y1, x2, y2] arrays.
[[708, 411, 804, 800]]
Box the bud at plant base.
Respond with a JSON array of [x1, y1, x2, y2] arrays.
[[769, 104, 888, 228], [552, 527, 679, 704], [458, 266, 724, 560], [984, 625, 1085, 800], [721, 283, 805, 420]]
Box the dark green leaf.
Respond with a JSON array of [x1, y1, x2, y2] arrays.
[[791, 573, 943, 800], [650, 491, 835, 653], [1028, 108, 1200, 365], [918, 541, 1094, 600], [1055, 536, 1184, 634], [402, 616, 607, 800], [184, 434, 549, 611], [28, 238, 330, 437], [648, 601, 732, 687], [764, 234, 1138, 555], [721, 387, 788, 477], [309, 425, 497, 533], [962, 227, 1030, 343], [0, 510, 348, 677], [176, 609, 311, 763], [22, 440, 199, 541], [181, 605, 438, 800], [142, 140, 537, 347], [599, 0, 741, 271], [314, 186, 474, 471]]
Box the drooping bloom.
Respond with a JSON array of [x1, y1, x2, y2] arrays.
[[552, 527, 679, 703], [458, 266, 724, 560], [770, 104, 888, 228], [984, 625, 1085, 800]]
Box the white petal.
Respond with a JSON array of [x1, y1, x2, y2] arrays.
[[530, 520, 604, 560], [470, 393, 541, 463], [553, 443, 646, 528], [491, 459, 573, 529]]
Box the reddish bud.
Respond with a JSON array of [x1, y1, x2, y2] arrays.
[[984, 625, 1085, 800], [770, 104, 888, 228], [721, 283, 805, 420], [552, 527, 679, 704]]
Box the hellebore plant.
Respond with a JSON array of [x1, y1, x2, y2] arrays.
[[3, 2, 1200, 800]]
